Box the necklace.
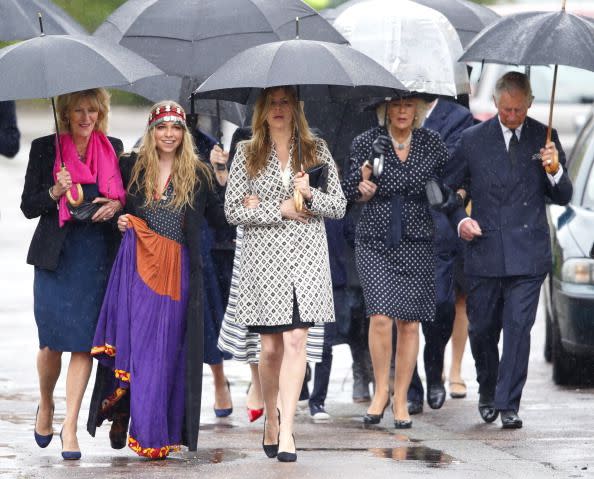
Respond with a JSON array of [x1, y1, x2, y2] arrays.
[[390, 130, 412, 151], [155, 175, 171, 201]]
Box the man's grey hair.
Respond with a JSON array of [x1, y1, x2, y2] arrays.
[[494, 71, 533, 103]]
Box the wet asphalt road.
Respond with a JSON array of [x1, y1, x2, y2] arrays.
[[0, 106, 593, 479]]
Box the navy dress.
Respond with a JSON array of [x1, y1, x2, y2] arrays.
[[34, 222, 112, 351], [343, 127, 448, 323]]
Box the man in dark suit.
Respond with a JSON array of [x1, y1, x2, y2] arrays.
[[446, 72, 573, 428], [407, 98, 475, 413]]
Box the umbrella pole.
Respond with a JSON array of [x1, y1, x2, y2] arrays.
[[546, 64, 559, 144], [294, 85, 305, 212], [51, 97, 65, 167], [216, 100, 223, 146]]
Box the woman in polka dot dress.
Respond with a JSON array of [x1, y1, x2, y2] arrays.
[[342, 94, 449, 429]]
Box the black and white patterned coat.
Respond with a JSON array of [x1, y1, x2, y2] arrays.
[[224, 139, 346, 327]]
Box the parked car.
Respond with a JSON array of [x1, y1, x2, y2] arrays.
[[469, 63, 594, 156], [543, 107, 594, 385]]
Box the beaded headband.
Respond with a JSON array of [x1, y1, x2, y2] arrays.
[[147, 104, 186, 129]]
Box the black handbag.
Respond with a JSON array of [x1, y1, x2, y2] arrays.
[[306, 163, 329, 192], [67, 183, 101, 222]]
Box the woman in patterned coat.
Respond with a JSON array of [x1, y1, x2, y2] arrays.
[[225, 86, 346, 462], [343, 94, 449, 429]]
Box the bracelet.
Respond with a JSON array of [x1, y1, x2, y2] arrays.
[[48, 187, 58, 201]]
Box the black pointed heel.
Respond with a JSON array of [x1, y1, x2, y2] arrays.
[[277, 434, 297, 462], [363, 398, 390, 425], [262, 410, 280, 458], [34, 405, 54, 448]]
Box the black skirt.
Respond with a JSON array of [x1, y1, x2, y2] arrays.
[[248, 289, 314, 334]]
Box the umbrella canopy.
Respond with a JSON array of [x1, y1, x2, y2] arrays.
[[334, 0, 469, 97], [119, 74, 246, 125], [94, 0, 346, 82], [193, 39, 406, 104], [460, 10, 594, 71], [0, 0, 86, 40], [0, 34, 163, 101], [411, 0, 500, 47]]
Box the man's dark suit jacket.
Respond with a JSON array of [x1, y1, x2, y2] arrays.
[[20, 134, 124, 271], [0, 100, 20, 158], [424, 99, 475, 254], [447, 116, 573, 277]]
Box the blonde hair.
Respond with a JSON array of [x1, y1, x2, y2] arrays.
[[128, 100, 213, 210], [56, 88, 110, 134], [376, 97, 429, 130], [243, 86, 319, 178]]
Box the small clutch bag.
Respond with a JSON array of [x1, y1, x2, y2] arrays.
[[306, 163, 329, 192], [67, 183, 101, 222]]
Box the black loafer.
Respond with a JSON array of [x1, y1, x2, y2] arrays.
[[478, 394, 499, 423], [407, 399, 423, 415], [427, 383, 446, 410], [500, 410, 523, 429]]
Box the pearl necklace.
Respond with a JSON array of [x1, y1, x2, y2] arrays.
[[390, 131, 412, 151]]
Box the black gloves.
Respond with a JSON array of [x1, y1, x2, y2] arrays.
[[425, 178, 463, 214], [371, 135, 391, 156]]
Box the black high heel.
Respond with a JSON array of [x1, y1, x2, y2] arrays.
[[277, 434, 297, 462], [363, 398, 390, 425], [262, 409, 280, 458], [34, 405, 54, 448]]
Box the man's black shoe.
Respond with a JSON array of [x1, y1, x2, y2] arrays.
[[478, 394, 499, 423], [427, 383, 446, 410], [407, 399, 423, 415], [500, 410, 523, 429]]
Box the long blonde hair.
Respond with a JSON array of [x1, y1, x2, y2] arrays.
[[128, 101, 212, 210], [244, 86, 319, 178], [56, 88, 110, 134]]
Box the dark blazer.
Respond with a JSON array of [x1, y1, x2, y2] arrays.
[[20, 134, 124, 271], [447, 116, 573, 277], [424, 99, 475, 255], [87, 153, 227, 452]]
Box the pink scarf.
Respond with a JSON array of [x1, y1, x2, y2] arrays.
[[53, 131, 126, 227]]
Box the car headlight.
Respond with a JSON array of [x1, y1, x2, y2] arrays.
[[561, 258, 594, 284]]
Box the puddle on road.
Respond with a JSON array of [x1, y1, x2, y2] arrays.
[[300, 446, 460, 467], [37, 448, 245, 469]]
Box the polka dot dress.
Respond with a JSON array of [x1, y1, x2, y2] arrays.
[[140, 181, 185, 244], [343, 126, 449, 322]]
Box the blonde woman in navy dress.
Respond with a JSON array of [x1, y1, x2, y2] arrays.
[[343, 93, 448, 428]]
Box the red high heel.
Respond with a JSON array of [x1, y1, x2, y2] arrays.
[[247, 407, 264, 422]]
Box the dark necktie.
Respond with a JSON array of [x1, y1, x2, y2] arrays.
[[508, 129, 519, 169]]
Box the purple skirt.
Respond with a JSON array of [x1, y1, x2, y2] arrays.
[[92, 216, 189, 458]]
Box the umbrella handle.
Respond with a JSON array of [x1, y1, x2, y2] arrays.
[[61, 166, 84, 206]]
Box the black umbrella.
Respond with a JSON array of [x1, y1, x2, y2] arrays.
[[460, 5, 594, 145], [0, 0, 86, 40], [0, 34, 162, 101], [94, 0, 346, 80], [94, 0, 346, 142], [194, 39, 406, 104], [0, 31, 162, 164], [411, 0, 500, 47]]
